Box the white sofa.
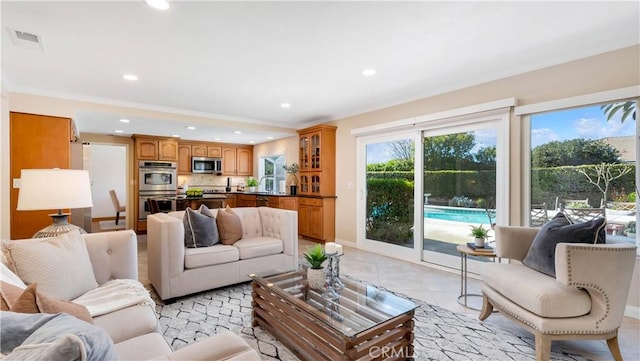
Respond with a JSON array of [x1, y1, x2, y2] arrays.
[[1, 230, 261, 360], [147, 207, 299, 301]]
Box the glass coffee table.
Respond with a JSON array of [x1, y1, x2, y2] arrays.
[[250, 269, 418, 361]]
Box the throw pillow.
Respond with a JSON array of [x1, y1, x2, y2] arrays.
[[0, 312, 116, 361], [0, 282, 93, 324], [183, 206, 219, 248], [4, 334, 86, 361], [1, 262, 26, 289], [523, 212, 606, 277], [216, 207, 243, 245], [1, 230, 98, 301]]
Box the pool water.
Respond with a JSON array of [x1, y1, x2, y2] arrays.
[[424, 206, 493, 224]]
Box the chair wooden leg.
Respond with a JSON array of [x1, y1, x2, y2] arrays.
[[606, 334, 623, 361], [535, 333, 551, 361], [478, 294, 494, 321], [115, 211, 119, 225]]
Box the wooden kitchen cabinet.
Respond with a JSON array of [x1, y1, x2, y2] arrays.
[[192, 144, 207, 157], [192, 144, 222, 158], [236, 194, 257, 207], [222, 147, 237, 175], [133, 135, 178, 161], [298, 197, 335, 243], [279, 197, 298, 211], [207, 146, 222, 158], [236, 147, 252, 176], [297, 125, 336, 196], [225, 194, 237, 208], [178, 144, 192, 174]]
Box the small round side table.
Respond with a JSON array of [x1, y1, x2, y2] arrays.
[[456, 244, 497, 311]]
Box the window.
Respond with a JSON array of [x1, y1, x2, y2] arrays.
[[529, 101, 637, 243], [258, 154, 285, 193]]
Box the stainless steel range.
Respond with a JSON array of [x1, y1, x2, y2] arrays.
[[138, 160, 177, 220]]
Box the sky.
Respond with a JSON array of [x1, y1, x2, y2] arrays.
[[531, 104, 636, 148], [367, 104, 637, 164]]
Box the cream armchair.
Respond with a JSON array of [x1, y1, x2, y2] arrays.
[[480, 226, 637, 361]]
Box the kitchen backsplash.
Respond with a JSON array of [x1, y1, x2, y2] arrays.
[[178, 174, 251, 188]]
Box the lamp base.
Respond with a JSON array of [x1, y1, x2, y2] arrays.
[[32, 213, 88, 238]]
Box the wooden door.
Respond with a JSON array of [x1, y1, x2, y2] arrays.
[[279, 197, 298, 211], [298, 204, 311, 237], [178, 144, 191, 174], [10, 112, 71, 239], [222, 147, 236, 175], [158, 140, 178, 161], [299, 133, 310, 171], [236, 148, 252, 176], [308, 205, 323, 239], [225, 195, 237, 208]]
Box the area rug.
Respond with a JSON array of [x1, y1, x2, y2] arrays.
[[153, 282, 587, 361]]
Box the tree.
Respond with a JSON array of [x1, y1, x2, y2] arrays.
[[424, 133, 476, 170], [386, 140, 414, 161], [532, 139, 621, 168], [474, 146, 496, 169], [602, 101, 636, 123], [577, 163, 633, 205]]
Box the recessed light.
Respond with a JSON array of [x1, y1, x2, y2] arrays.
[[280, 103, 291, 109], [233, 131, 242, 134], [214, 138, 221, 141], [266, 136, 274, 140], [145, 0, 170, 10], [249, 141, 256, 144], [114, 130, 123, 133], [186, 126, 196, 130], [171, 134, 180, 137], [122, 74, 138, 81], [119, 118, 130, 123], [362, 68, 376, 76]]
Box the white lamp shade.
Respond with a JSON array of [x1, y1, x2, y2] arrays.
[[17, 169, 93, 211]]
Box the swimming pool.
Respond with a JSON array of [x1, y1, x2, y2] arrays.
[[424, 206, 493, 224]]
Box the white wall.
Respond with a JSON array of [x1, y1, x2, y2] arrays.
[[89, 144, 126, 218]]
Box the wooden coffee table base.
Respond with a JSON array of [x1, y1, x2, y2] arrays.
[[252, 281, 415, 361]]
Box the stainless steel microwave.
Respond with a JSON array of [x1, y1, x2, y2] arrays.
[[192, 157, 222, 174]]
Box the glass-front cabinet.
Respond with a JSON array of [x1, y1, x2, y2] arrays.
[[297, 126, 336, 196]]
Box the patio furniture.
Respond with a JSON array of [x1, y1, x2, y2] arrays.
[[530, 202, 548, 226], [480, 225, 637, 361], [562, 207, 606, 223], [555, 197, 589, 210]]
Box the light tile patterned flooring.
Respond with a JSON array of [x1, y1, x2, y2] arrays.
[[137, 236, 640, 360]]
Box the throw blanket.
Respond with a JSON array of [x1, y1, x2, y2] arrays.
[[73, 279, 155, 317]]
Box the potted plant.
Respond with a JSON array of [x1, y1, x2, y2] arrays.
[[625, 221, 636, 238], [470, 224, 489, 247], [246, 177, 258, 192], [303, 244, 327, 289], [283, 162, 299, 195]]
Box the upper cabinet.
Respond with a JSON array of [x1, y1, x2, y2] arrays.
[[297, 125, 336, 196], [178, 144, 192, 174], [222, 147, 237, 175], [133, 135, 178, 161], [236, 147, 252, 176], [192, 145, 222, 158]]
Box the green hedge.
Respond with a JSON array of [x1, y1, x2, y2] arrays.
[[365, 178, 414, 245]]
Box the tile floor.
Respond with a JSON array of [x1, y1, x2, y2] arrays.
[[137, 236, 640, 360]]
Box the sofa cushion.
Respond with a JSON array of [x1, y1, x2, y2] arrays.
[[184, 206, 219, 248], [483, 262, 591, 318], [114, 332, 172, 361], [92, 304, 159, 344], [234, 237, 283, 260], [216, 207, 243, 245], [4, 333, 85, 361], [184, 245, 240, 269], [2, 230, 98, 301], [523, 212, 606, 277], [1, 282, 93, 324], [237, 208, 263, 239]]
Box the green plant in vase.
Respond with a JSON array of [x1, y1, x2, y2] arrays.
[[304, 244, 327, 289], [470, 224, 489, 247], [246, 177, 258, 192]]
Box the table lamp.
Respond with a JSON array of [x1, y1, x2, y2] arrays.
[[17, 168, 93, 238]]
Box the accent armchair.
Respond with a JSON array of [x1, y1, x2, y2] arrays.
[[480, 225, 637, 361]]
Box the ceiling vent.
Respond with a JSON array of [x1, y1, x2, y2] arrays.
[[7, 28, 44, 51]]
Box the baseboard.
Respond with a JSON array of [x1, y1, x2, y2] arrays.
[[334, 238, 356, 249], [625, 305, 640, 319]]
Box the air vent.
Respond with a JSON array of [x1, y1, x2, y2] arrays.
[[6, 27, 44, 51]]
